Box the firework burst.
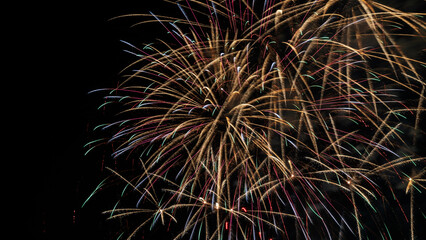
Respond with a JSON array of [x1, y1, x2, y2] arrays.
[[86, 1, 426, 239]]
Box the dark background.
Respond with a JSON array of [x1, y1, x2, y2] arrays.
[[23, 2, 174, 239], [23, 1, 424, 240]]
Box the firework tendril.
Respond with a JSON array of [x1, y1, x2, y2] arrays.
[[86, 1, 426, 239]]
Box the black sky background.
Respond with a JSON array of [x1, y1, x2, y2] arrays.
[[23, 2, 173, 239], [23, 1, 425, 240]]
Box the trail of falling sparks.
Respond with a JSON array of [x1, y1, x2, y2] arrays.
[[85, 1, 425, 239]]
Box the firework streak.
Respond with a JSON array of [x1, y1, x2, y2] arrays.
[[86, 1, 426, 239]]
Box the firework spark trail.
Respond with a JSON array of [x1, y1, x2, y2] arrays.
[[85, 0, 426, 239]]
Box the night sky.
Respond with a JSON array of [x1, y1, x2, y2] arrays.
[[23, 1, 425, 240], [23, 2, 172, 239]]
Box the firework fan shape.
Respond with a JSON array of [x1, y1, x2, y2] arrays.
[[86, 0, 426, 239]]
